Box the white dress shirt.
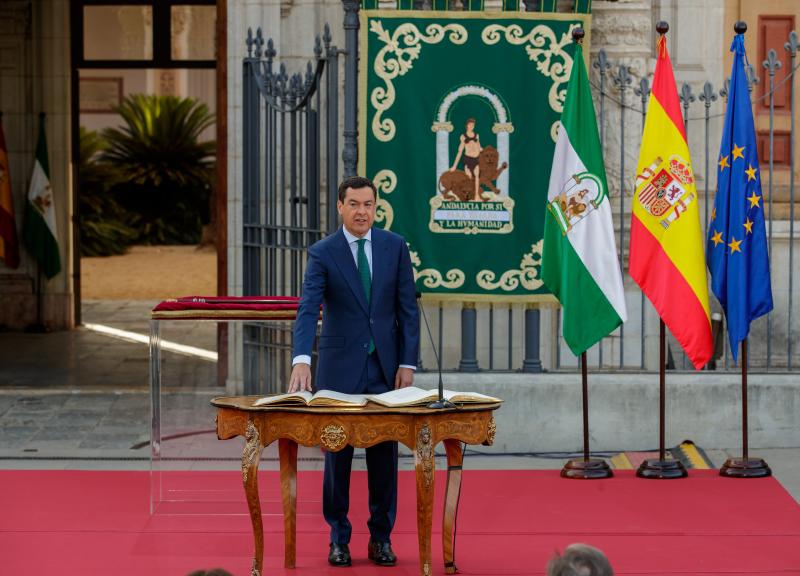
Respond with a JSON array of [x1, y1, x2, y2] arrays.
[[292, 227, 415, 371]]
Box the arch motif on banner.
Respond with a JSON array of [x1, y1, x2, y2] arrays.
[[430, 84, 513, 198]]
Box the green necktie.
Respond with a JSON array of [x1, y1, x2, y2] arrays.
[[356, 238, 375, 354]]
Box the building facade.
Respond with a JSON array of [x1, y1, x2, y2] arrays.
[[1, 0, 798, 375]]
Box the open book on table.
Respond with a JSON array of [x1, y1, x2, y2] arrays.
[[253, 390, 368, 408], [254, 386, 501, 408], [367, 386, 502, 408]]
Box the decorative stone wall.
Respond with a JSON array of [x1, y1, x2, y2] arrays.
[[0, 0, 73, 330]]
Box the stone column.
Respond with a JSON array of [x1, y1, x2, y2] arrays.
[[0, 0, 75, 330], [0, 3, 34, 329]]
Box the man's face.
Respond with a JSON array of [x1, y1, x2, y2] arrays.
[[337, 186, 376, 237], [466, 121, 475, 132]]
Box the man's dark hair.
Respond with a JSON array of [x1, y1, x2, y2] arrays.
[[547, 544, 613, 576], [338, 176, 377, 203]]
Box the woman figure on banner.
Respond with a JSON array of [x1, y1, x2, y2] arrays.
[[450, 118, 482, 201]]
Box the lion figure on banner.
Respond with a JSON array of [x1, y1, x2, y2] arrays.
[[438, 145, 508, 202]]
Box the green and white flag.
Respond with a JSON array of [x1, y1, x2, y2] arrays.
[[24, 118, 61, 279], [541, 41, 627, 356]]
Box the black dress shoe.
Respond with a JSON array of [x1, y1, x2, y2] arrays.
[[368, 539, 397, 566], [328, 543, 352, 567]]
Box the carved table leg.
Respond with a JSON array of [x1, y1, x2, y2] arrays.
[[415, 423, 435, 576], [442, 439, 464, 574], [279, 438, 298, 568], [242, 419, 264, 576]]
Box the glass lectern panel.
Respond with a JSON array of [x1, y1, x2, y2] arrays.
[[148, 297, 309, 516]]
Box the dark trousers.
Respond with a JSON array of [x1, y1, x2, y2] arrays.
[[323, 352, 398, 545]]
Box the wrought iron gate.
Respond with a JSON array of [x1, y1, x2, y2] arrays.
[[241, 26, 342, 393]]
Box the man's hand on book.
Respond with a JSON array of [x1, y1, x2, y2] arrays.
[[394, 367, 414, 390], [288, 364, 313, 393]]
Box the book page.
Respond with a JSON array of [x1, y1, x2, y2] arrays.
[[442, 389, 502, 404], [309, 390, 368, 407], [253, 391, 313, 407], [367, 386, 438, 407]]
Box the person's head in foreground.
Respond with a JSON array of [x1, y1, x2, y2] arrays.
[[547, 543, 613, 576]]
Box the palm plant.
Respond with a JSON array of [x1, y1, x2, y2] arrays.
[[78, 127, 136, 256], [101, 94, 216, 244]]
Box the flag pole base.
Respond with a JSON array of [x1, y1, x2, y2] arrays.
[[561, 458, 613, 479], [636, 458, 687, 479], [719, 457, 771, 478]]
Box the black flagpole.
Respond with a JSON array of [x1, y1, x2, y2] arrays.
[[559, 26, 611, 480], [561, 351, 612, 479], [718, 20, 772, 480], [636, 319, 687, 479], [635, 21, 687, 480], [720, 338, 771, 477]]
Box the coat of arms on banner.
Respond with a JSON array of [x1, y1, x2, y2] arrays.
[[635, 155, 696, 230], [548, 171, 606, 235], [431, 87, 514, 235], [360, 12, 586, 299]]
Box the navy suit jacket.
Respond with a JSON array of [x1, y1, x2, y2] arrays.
[[292, 227, 420, 393]]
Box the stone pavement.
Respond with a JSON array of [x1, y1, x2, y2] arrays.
[[0, 300, 798, 504]]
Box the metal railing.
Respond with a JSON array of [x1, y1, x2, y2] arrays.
[[241, 26, 342, 393], [241, 2, 799, 382]]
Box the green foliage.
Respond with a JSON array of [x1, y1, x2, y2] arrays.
[[78, 127, 136, 257], [102, 94, 215, 189], [101, 94, 216, 245], [79, 218, 137, 257], [78, 95, 216, 252]]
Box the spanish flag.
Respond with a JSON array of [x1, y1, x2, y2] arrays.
[[0, 116, 20, 269], [629, 33, 712, 369]]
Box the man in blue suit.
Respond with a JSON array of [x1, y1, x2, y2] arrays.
[[289, 176, 420, 567]]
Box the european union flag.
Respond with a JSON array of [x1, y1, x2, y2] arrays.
[[706, 33, 773, 360]]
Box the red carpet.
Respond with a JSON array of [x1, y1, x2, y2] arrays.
[[1, 469, 800, 575]]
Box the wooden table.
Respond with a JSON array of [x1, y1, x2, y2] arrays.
[[211, 397, 500, 576]]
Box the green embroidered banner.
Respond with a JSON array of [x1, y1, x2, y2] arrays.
[[359, 11, 588, 301]]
